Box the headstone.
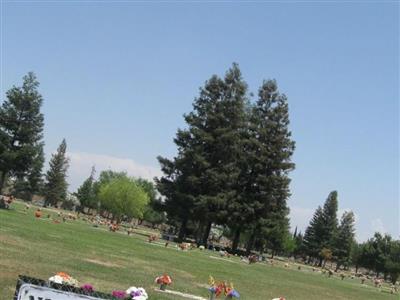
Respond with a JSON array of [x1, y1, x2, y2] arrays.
[[14, 276, 113, 300]]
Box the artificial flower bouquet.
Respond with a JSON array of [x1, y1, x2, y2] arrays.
[[112, 287, 148, 300], [155, 274, 172, 290], [208, 276, 240, 299], [48, 272, 79, 286], [48, 273, 148, 300]]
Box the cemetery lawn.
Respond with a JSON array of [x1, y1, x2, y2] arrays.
[[0, 202, 397, 300]]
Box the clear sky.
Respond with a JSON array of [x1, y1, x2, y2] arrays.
[[2, 1, 398, 241]]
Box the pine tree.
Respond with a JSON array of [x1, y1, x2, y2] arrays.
[[44, 139, 69, 206], [303, 191, 339, 266], [0, 72, 44, 193], [76, 166, 96, 211], [13, 145, 45, 201], [334, 211, 356, 270], [157, 64, 248, 244], [321, 191, 338, 250], [241, 79, 295, 253], [303, 206, 325, 262]]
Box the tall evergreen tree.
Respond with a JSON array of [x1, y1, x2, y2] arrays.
[[303, 191, 339, 266], [76, 166, 96, 211], [44, 139, 69, 206], [238, 80, 295, 252], [13, 145, 45, 200], [0, 72, 44, 193], [321, 191, 338, 250], [334, 211, 356, 270], [157, 64, 248, 244], [303, 206, 325, 261]]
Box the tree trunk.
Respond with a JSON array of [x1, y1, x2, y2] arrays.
[[232, 227, 241, 251], [178, 218, 188, 242], [318, 257, 323, 267], [201, 221, 212, 246], [355, 265, 359, 274], [335, 263, 340, 272], [246, 231, 256, 254], [0, 171, 7, 194]]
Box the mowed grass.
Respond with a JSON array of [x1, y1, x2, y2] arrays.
[[0, 202, 397, 300]]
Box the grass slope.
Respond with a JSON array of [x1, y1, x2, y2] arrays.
[[0, 202, 396, 300]]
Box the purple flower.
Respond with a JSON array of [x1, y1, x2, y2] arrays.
[[112, 290, 127, 299], [81, 284, 94, 293], [227, 290, 240, 298], [131, 291, 141, 297]]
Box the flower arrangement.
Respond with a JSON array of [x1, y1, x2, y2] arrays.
[[48, 272, 78, 286], [126, 286, 148, 300], [111, 287, 148, 300], [208, 276, 240, 299], [155, 274, 172, 290], [48, 273, 148, 300], [112, 290, 127, 299], [81, 284, 94, 293]]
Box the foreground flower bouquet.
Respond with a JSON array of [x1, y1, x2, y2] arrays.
[[208, 276, 240, 299], [112, 287, 148, 300], [48, 272, 78, 286], [155, 274, 172, 291]]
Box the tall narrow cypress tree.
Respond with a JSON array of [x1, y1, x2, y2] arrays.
[[44, 139, 69, 206]]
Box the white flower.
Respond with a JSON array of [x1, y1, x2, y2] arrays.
[[48, 275, 64, 284], [126, 286, 148, 300]]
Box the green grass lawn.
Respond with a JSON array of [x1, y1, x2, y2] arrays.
[[0, 202, 397, 300]]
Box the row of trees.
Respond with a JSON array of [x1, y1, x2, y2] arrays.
[[284, 191, 400, 284], [352, 233, 400, 283], [0, 72, 70, 206], [0, 73, 166, 225], [76, 169, 165, 225], [157, 63, 295, 253]]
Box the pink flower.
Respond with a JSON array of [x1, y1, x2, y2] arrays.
[[81, 284, 94, 293], [112, 290, 127, 298]]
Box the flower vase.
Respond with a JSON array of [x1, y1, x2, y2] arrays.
[[209, 292, 216, 300], [160, 283, 167, 291]]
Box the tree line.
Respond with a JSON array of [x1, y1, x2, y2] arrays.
[[1, 69, 398, 282], [288, 191, 399, 284], [0, 72, 70, 206], [0, 73, 162, 226], [75, 169, 165, 225]]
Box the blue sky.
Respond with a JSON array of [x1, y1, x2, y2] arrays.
[[2, 1, 398, 241]]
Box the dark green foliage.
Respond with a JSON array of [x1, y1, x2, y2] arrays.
[[157, 64, 249, 242], [359, 233, 396, 277], [135, 178, 166, 226], [44, 139, 69, 206], [157, 64, 295, 250], [243, 79, 295, 253], [76, 166, 96, 210], [0, 72, 45, 194], [321, 191, 338, 249], [334, 211, 355, 270], [303, 206, 325, 259], [350, 242, 363, 273], [303, 191, 339, 265], [13, 145, 45, 201], [386, 240, 400, 284]]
